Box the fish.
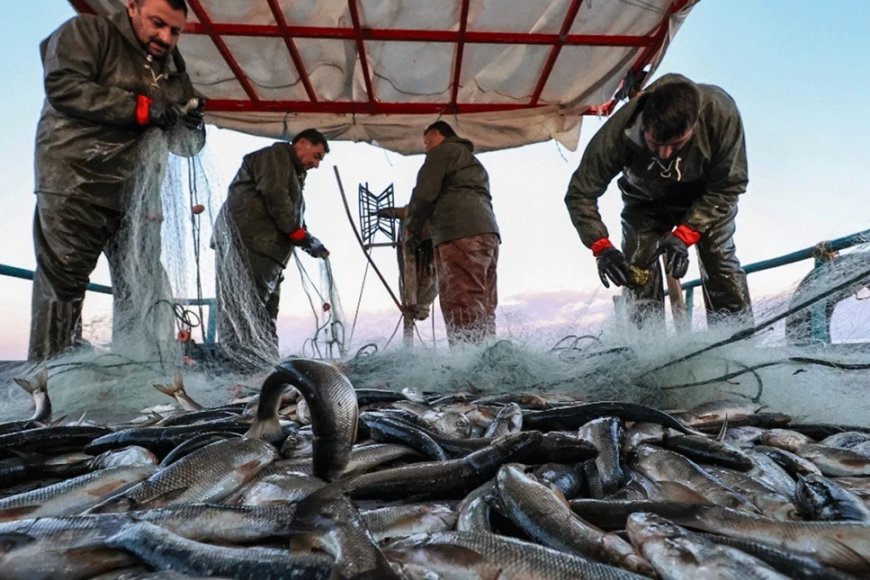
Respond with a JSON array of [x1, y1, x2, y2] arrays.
[[675, 399, 767, 429], [105, 521, 334, 579], [569, 499, 709, 530], [493, 463, 653, 575], [534, 462, 586, 498], [360, 503, 457, 542], [84, 422, 251, 458], [760, 428, 814, 452], [346, 431, 543, 499], [0, 426, 111, 457], [88, 446, 158, 470], [0, 526, 136, 580], [631, 444, 758, 512], [384, 531, 646, 579], [578, 416, 628, 498], [752, 445, 822, 478], [229, 472, 324, 506], [523, 401, 695, 433], [820, 432, 870, 449], [152, 372, 203, 411], [796, 473, 870, 522], [0, 368, 52, 433], [289, 490, 399, 579], [159, 432, 241, 467], [698, 532, 859, 580], [483, 402, 523, 438], [703, 465, 800, 521], [663, 433, 755, 471], [456, 481, 495, 533], [246, 358, 358, 482], [672, 503, 870, 573], [0, 465, 156, 522], [361, 413, 448, 461], [626, 511, 790, 579], [94, 438, 277, 511], [795, 443, 870, 477]]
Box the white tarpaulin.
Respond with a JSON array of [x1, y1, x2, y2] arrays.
[[69, 0, 698, 153]]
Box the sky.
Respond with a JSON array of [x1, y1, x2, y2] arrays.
[[1, 0, 869, 359]]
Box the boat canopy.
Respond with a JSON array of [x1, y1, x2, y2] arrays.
[[69, 0, 698, 154]]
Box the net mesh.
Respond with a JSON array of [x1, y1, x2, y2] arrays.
[[1, 151, 869, 426]]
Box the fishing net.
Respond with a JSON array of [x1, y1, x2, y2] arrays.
[[0, 140, 868, 426]]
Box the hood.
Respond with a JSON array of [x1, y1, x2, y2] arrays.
[[623, 73, 699, 150], [441, 135, 475, 152]]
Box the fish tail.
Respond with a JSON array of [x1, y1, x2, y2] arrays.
[[245, 416, 284, 442]]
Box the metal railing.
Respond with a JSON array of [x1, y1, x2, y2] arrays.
[[680, 228, 870, 338], [0, 263, 216, 344]]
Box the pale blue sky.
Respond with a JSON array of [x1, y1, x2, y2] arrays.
[[1, 1, 869, 357]]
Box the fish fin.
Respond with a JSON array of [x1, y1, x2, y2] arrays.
[[153, 382, 177, 397], [716, 416, 730, 442], [12, 377, 35, 394], [244, 417, 284, 442], [817, 539, 870, 572]]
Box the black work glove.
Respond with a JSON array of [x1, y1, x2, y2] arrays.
[[301, 235, 330, 259], [148, 100, 178, 129], [178, 97, 205, 131], [596, 247, 630, 288], [653, 233, 690, 278]]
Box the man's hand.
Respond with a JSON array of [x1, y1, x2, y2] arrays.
[[301, 235, 330, 259], [591, 238, 629, 288], [178, 97, 205, 131], [596, 247, 630, 288], [652, 233, 689, 278], [147, 100, 178, 129], [374, 206, 407, 220], [652, 225, 699, 279]]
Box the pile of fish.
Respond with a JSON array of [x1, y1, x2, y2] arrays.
[[1, 358, 869, 579]]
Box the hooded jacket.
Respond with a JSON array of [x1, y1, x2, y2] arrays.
[[34, 9, 204, 210], [407, 135, 499, 247], [565, 73, 748, 248], [218, 142, 308, 266]]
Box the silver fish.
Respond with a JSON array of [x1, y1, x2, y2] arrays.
[[0, 465, 156, 521], [674, 504, 870, 574], [360, 503, 457, 542], [456, 481, 495, 533], [632, 444, 758, 512], [384, 531, 645, 579], [493, 462, 653, 575], [796, 443, 870, 476], [105, 521, 334, 579], [796, 473, 870, 522], [246, 358, 358, 482], [230, 472, 324, 506], [152, 372, 203, 412], [483, 402, 523, 438], [97, 438, 277, 511], [627, 511, 789, 579]]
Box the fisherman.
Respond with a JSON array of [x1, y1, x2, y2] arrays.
[[212, 129, 330, 366], [564, 73, 752, 327], [28, 0, 206, 360], [405, 121, 500, 345]]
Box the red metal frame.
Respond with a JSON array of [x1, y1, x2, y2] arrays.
[[67, 0, 690, 117]]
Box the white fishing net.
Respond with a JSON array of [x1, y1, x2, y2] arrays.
[[0, 148, 868, 427]]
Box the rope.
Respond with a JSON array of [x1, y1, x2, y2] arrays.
[[643, 263, 870, 376]]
